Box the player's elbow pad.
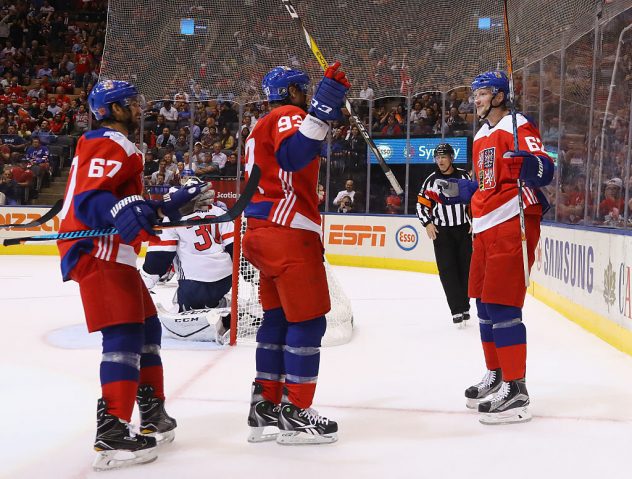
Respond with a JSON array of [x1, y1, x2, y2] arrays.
[[74, 190, 118, 228]]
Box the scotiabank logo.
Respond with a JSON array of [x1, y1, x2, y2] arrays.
[[216, 191, 238, 199], [0, 213, 59, 232], [329, 224, 386, 247]]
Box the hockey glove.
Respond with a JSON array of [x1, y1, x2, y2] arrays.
[[502, 150, 554, 188], [308, 61, 351, 122], [158, 182, 212, 222], [110, 195, 157, 243], [436, 178, 478, 205]]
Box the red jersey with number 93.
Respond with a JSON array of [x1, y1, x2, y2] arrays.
[[57, 128, 145, 280], [471, 113, 552, 233], [243, 105, 321, 233]]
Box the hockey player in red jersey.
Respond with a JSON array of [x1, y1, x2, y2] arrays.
[[242, 63, 350, 444], [439, 71, 554, 424], [58, 80, 208, 470]]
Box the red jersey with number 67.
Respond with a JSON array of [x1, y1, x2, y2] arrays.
[[471, 113, 553, 234], [243, 105, 321, 234], [57, 128, 145, 281]]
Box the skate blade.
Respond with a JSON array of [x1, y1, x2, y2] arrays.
[[140, 428, 176, 446], [276, 431, 338, 445], [479, 407, 532, 425], [92, 447, 158, 471], [248, 425, 279, 443]]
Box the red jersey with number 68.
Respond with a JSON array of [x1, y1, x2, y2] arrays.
[[471, 113, 553, 234], [243, 105, 321, 234], [57, 128, 145, 281]]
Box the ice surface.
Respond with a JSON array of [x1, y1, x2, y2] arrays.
[[1, 256, 631, 479]]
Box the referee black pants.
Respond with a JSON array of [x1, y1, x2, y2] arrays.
[[432, 223, 472, 316]]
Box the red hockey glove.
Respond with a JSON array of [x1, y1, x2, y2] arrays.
[[324, 61, 351, 88]]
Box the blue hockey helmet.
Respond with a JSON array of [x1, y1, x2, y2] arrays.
[[471, 71, 509, 95], [262, 66, 310, 102], [88, 80, 145, 121]]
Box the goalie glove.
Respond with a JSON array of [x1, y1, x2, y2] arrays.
[[158, 181, 212, 222]]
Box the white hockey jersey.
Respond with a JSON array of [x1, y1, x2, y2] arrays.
[[147, 205, 235, 282]]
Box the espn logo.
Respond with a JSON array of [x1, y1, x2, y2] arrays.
[[329, 224, 386, 247]]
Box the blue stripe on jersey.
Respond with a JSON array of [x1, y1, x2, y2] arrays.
[[245, 201, 274, 220], [276, 131, 321, 172], [74, 189, 117, 228], [83, 127, 114, 140]]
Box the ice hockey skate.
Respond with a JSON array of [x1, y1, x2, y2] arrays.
[[464, 368, 502, 409], [277, 389, 338, 445], [247, 381, 280, 443], [452, 313, 465, 328], [136, 385, 177, 445], [92, 398, 157, 471], [478, 379, 532, 425]]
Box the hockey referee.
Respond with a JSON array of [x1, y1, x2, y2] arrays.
[[417, 143, 472, 327]]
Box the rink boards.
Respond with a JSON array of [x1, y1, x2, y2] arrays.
[[1, 205, 632, 355]]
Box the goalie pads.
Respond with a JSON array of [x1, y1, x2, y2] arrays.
[[156, 303, 230, 344]]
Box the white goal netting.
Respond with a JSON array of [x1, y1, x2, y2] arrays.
[[231, 217, 354, 347]]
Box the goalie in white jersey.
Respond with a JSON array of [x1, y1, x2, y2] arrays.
[[140, 177, 234, 341]]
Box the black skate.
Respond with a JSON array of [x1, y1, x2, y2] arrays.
[[478, 379, 531, 425], [247, 381, 280, 443], [92, 398, 157, 471], [136, 385, 177, 445], [452, 313, 464, 328], [464, 368, 502, 409], [462, 312, 470, 322], [277, 388, 338, 445]]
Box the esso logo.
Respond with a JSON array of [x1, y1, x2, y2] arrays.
[[378, 144, 392, 160], [396, 225, 418, 251]]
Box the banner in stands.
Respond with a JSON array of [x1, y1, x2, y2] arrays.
[[369, 136, 469, 164], [212, 178, 243, 208]]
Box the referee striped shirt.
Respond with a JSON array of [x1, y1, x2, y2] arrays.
[[417, 167, 471, 227]]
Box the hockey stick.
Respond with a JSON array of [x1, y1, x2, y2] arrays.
[[280, 0, 404, 195], [2, 165, 260, 246], [0, 199, 64, 229], [502, 0, 530, 288]]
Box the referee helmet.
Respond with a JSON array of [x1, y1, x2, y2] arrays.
[[434, 143, 455, 159]]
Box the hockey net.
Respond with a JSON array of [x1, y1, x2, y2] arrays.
[[229, 217, 353, 347], [101, 0, 601, 100]]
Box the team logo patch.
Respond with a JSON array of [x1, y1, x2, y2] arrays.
[[477, 147, 496, 190]]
